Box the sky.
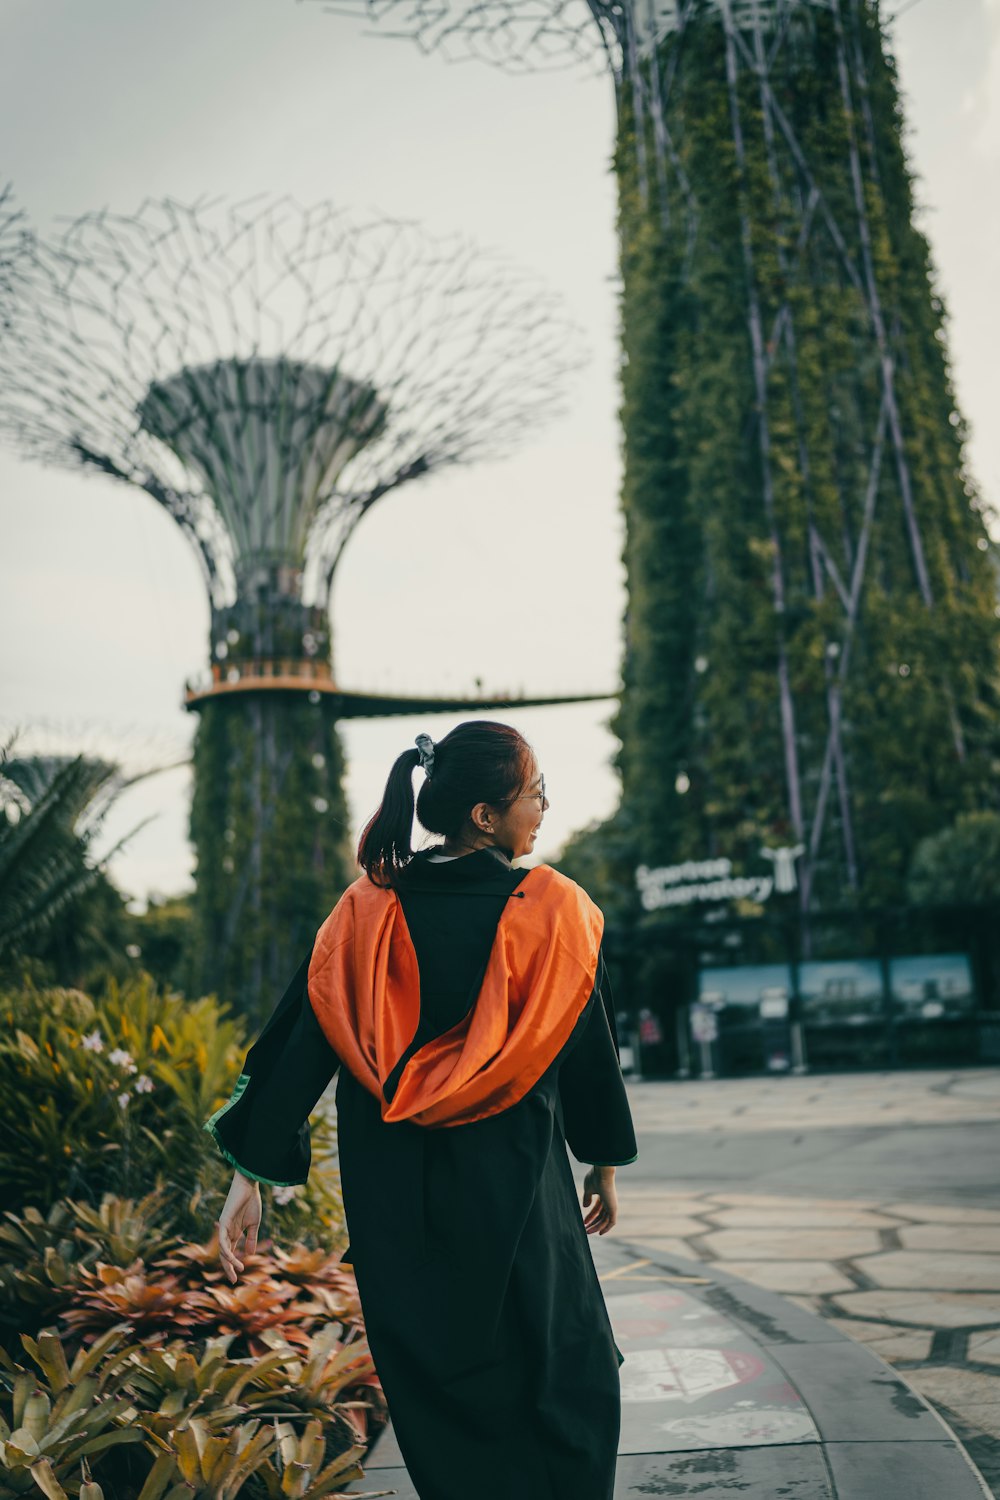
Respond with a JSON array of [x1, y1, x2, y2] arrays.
[[1, 0, 998, 910]]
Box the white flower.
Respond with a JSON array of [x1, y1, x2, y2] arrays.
[[272, 1185, 297, 1206], [134, 1074, 154, 1094], [81, 1030, 104, 1053], [117, 1091, 131, 1110], [109, 1048, 138, 1074]]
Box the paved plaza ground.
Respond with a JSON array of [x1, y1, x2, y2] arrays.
[[355, 1067, 999, 1497], [611, 1068, 1000, 1493]]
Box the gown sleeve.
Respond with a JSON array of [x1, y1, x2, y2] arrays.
[[203, 942, 340, 1187], [558, 948, 638, 1168]]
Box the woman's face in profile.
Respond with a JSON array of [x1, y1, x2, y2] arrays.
[[491, 757, 549, 859]]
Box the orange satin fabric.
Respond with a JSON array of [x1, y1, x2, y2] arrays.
[[307, 864, 604, 1128]]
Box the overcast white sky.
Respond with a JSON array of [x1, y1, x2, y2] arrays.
[[1, 0, 998, 910]]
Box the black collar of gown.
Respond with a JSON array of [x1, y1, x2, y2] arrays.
[[398, 844, 522, 890]]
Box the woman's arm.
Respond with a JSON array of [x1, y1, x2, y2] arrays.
[[558, 949, 638, 1172], [204, 945, 339, 1187]]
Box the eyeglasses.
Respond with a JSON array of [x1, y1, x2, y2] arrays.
[[517, 775, 546, 808]]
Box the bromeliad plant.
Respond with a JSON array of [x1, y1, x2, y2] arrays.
[[0, 1196, 364, 1364], [0, 1199, 386, 1499], [0, 1192, 179, 1350], [0, 1321, 387, 1499]]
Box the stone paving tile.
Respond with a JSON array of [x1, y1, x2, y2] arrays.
[[852, 1250, 1000, 1291], [903, 1367, 1000, 1441], [614, 1448, 832, 1497], [823, 1317, 934, 1362], [968, 1331, 1000, 1364], [613, 1236, 695, 1259], [832, 1290, 1000, 1327], [898, 1224, 1000, 1252], [883, 1203, 1000, 1224], [709, 1205, 901, 1229], [625, 1070, 1000, 1135], [616, 1215, 709, 1238], [702, 1227, 882, 1260], [710, 1260, 856, 1295], [824, 1440, 992, 1500], [616, 1195, 712, 1216], [786, 1294, 827, 1314], [701, 1192, 875, 1210]]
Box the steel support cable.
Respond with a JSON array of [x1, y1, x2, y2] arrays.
[[721, 0, 806, 847]]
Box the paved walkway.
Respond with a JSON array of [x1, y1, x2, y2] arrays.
[[354, 1236, 991, 1497], [349, 1070, 1000, 1496], [618, 1068, 1000, 1494]]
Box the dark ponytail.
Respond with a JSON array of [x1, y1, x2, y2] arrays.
[[358, 720, 532, 887], [356, 746, 422, 887]]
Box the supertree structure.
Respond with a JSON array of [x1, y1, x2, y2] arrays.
[[0, 186, 29, 332], [0, 194, 592, 1017], [315, 0, 1000, 913]]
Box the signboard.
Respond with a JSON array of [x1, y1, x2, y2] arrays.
[[636, 859, 773, 912], [799, 959, 883, 1026], [890, 953, 974, 1019], [699, 964, 791, 1009]]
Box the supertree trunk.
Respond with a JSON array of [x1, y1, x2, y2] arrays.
[[187, 696, 352, 1022]]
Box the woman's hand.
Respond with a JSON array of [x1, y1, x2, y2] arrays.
[[217, 1171, 262, 1284], [582, 1165, 618, 1236]]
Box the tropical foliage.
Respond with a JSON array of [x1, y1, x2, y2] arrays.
[[0, 965, 373, 1497], [907, 811, 1000, 907], [0, 1197, 385, 1500], [0, 975, 344, 1244], [0, 739, 143, 987]]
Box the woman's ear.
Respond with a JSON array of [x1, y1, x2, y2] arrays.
[[470, 801, 495, 833]]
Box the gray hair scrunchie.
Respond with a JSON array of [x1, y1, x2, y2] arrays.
[[414, 733, 436, 778]]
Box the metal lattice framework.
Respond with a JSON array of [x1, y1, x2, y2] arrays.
[[0, 194, 584, 623], [312, 0, 996, 911], [0, 186, 30, 335], [313, 0, 833, 71]]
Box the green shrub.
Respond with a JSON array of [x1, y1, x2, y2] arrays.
[[0, 977, 344, 1246], [907, 811, 1000, 907]]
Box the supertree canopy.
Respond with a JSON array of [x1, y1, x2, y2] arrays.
[[0, 186, 29, 331], [0, 194, 589, 1017], [317, 0, 1000, 914]]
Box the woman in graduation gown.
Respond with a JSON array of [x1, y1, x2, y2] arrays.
[[205, 719, 637, 1500]]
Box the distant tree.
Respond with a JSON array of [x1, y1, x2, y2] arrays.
[[552, 806, 641, 927], [907, 812, 1000, 908], [126, 892, 195, 995]]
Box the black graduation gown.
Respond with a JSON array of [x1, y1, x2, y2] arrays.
[[205, 847, 638, 1500]]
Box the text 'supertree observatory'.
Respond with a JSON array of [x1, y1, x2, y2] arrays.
[[320, 0, 1000, 909], [0, 195, 586, 1017]]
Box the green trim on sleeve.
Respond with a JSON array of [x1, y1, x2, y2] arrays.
[[202, 1073, 308, 1189], [589, 1154, 638, 1167]]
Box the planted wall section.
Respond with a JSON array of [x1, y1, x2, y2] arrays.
[[611, 0, 999, 909]]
